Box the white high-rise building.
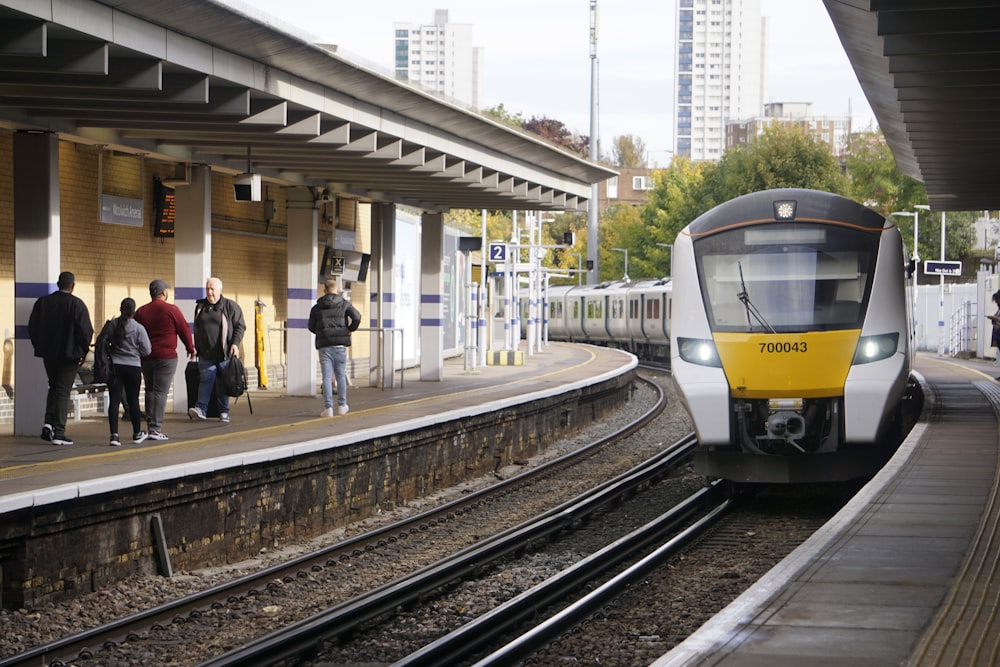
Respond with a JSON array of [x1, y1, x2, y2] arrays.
[[674, 0, 765, 161], [393, 10, 484, 108]]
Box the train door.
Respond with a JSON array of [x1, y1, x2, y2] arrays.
[[573, 296, 585, 339], [661, 292, 670, 341]]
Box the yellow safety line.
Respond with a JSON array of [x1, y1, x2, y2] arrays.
[[0, 345, 602, 480]]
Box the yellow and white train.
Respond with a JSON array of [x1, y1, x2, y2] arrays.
[[670, 188, 918, 483]]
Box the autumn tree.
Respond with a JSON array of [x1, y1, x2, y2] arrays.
[[522, 116, 589, 156], [609, 134, 647, 168]]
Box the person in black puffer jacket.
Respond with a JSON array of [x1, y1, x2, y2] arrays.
[[308, 279, 361, 417]]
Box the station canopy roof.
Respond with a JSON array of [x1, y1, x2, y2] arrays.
[[0, 0, 616, 212], [826, 0, 1000, 212]]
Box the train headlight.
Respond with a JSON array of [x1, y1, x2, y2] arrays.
[[852, 332, 899, 365], [677, 337, 722, 367]]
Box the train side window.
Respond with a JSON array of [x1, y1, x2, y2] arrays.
[[612, 299, 624, 319]]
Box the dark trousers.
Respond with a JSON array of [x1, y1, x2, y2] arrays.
[[43, 358, 78, 438], [109, 364, 143, 437], [141, 357, 178, 432]]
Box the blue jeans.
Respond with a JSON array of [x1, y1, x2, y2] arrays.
[[319, 346, 348, 409], [196, 358, 230, 415]]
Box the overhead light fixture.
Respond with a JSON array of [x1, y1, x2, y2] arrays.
[[234, 146, 262, 201], [162, 163, 190, 187], [233, 173, 261, 201]]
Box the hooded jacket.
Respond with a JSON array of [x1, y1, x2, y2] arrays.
[[308, 293, 361, 349]]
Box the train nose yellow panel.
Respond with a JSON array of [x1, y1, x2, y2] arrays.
[[714, 330, 861, 398]]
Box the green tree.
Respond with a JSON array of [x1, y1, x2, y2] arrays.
[[481, 104, 524, 130], [599, 203, 646, 282], [701, 123, 850, 203], [601, 126, 846, 278], [844, 130, 925, 215], [840, 129, 980, 282], [633, 158, 711, 276]]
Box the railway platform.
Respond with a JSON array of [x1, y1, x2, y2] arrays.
[[0, 342, 628, 500], [656, 352, 1000, 667], [0, 342, 636, 609]]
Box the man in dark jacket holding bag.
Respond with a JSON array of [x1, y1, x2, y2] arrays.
[[308, 279, 361, 417], [189, 276, 245, 424]]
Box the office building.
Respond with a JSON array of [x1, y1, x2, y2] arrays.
[[727, 102, 853, 157], [394, 9, 484, 108], [674, 0, 764, 161]]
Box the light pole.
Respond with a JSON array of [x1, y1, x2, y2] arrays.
[[611, 247, 629, 282], [914, 205, 946, 355], [889, 211, 920, 343], [655, 243, 673, 276], [937, 209, 946, 356]]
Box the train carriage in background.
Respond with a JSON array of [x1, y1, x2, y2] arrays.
[[536, 278, 672, 360]]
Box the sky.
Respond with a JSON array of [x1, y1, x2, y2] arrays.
[[224, 0, 876, 167]]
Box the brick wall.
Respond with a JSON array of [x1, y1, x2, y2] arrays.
[[0, 137, 373, 415], [0, 369, 634, 608]]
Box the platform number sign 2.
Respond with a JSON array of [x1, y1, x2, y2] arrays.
[[489, 242, 508, 264]]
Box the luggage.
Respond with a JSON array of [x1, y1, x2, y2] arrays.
[[185, 361, 221, 418]]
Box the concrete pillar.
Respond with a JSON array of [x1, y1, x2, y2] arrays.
[[286, 188, 319, 396], [370, 203, 397, 388], [13, 132, 61, 436], [420, 213, 444, 380], [170, 165, 212, 413]]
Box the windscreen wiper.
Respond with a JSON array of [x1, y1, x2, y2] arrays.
[[737, 261, 775, 333]]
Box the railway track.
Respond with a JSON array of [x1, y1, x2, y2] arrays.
[[0, 374, 676, 667], [198, 434, 714, 666]]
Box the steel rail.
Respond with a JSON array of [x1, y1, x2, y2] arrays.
[[196, 432, 698, 667], [1, 374, 666, 667]]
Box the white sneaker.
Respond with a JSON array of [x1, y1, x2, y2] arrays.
[[336, 404, 349, 416], [320, 407, 334, 417], [188, 406, 207, 420], [132, 431, 148, 444]]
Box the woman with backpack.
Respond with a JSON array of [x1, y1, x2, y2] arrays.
[[102, 297, 151, 446]]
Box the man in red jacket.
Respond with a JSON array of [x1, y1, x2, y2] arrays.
[[135, 279, 195, 440]]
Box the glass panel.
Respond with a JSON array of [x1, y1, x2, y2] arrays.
[[694, 223, 877, 332]]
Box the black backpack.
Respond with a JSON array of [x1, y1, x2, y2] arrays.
[[218, 355, 247, 398], [93, 320, 116, 386]]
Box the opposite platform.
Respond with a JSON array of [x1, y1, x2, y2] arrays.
[[0, 342, 634, 510], [656, 353, 1000, 666], [1, 342, 638, 608]]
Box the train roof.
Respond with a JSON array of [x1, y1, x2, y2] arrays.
[[544, 278, 670, 298], [683, 189, 886, 238]]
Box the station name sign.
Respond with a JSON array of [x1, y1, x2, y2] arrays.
[[923, 260, 962, 276]]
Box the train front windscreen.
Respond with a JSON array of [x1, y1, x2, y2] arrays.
[[693, 223, 880, 334]]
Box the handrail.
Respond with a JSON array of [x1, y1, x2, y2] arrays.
[[356, 327, 404, 389]]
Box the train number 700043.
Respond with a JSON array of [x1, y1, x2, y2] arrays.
[[758, 341, 807, 353]]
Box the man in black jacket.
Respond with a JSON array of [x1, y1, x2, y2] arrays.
[[308, 279, 361, 417], [188, 276, 246, 423], [28, 271, 94, 446]]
